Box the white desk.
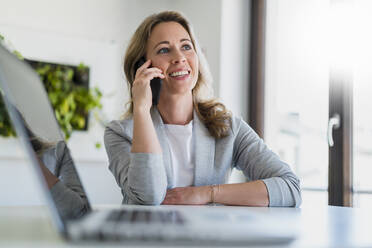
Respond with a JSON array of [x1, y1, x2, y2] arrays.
[[0, 204, 371, 247]]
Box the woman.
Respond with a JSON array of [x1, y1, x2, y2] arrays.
[[38, 140, 90, 219], [104, 11, 301, 207], [30, 137, 89, 219], [24, 110, 89, 219]]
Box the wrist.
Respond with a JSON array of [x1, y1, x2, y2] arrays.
[[211, 184, 221, 204], [133, 105, 151, 116], [203, 185, 219, 204], [199, 186, 211, 204]]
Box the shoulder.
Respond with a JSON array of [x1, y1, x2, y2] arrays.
[[42, 141, 65, 160], [211, 113, 249, 144], [54, 140, 68, 158], [217, 113, 259, 145], [228, 113, 249, 136], [104, 118, 134, 140]]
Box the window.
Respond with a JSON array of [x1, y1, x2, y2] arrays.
[[264, 0, 372, 206], [352, 0, 372, 207], [265, 0, 329, 192]]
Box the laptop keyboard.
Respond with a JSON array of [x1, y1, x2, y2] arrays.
[[75, 209, 188, 241], [106, 209, 185, 225]]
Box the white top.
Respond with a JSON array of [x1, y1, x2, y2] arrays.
[[164, 121, 194, 187]]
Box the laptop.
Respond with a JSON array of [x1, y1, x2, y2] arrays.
[[0, 43, 296, 245]]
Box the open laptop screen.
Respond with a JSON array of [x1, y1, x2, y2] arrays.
[[0, 44, 91, 231]]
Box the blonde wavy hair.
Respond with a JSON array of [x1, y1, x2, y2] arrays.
[[123, 11, 231, 138]]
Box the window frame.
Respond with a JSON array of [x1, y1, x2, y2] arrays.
[[250, 0, 355, 206]]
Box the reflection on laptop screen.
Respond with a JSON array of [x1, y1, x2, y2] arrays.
[[0, 44, 91, 225]]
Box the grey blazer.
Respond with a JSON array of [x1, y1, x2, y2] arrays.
[[41, 141, 89, 219], [104, 107, 301, 207]]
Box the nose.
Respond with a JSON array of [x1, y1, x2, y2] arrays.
[[171, 49, 186, 64]]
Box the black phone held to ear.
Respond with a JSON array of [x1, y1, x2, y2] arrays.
[[134, 57, 162, 106]]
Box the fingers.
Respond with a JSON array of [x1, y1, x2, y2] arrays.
[[162, 196, 179, 205], [161, 199, 172, 205], [161, 189, 177, 205], [135, 60, 165, 83], [134, 69, 165, 86], [142, 68, 165, 79], [162, 187, 206, 205], [138, 67, 162, 77], [162, 188, 188, 205], [161, 195, 173, 205], [136, 59, 152, 74]]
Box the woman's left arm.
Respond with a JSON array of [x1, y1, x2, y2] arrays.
[[162, 117, 301, 207], [231, 118, 302, 207], [162, 181, 268, 206]]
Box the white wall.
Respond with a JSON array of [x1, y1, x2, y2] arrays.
[[220, 0, 250, 121], [0, 0, 249, 205], [0, 0, 129, 205], [220, 0, 250, 183]]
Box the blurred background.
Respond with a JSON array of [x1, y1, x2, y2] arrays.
[[0, 0, 371, 208], [0, 0, 249, 206]]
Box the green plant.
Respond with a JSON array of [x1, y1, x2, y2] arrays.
[[0, 34, 103, 140], [0, 34, 18, 138], [0, 90, 16, 137], [32, 62, 102, 139]]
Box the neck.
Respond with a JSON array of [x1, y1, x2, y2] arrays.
[[157, 92, 193, 125]]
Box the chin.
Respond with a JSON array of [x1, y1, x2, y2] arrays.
[[167, 85, 193, 96]]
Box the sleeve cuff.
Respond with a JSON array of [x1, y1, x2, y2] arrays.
[[262, 177, 286, 207], [128, 152, 167, 205]]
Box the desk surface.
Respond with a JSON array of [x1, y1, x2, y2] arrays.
[[0, 204, 371, 248]]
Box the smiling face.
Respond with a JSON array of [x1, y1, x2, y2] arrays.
[[146, 21, 199, 96]]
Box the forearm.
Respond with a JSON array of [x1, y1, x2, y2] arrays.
[[131, 108, 162, 154], [38, 158, 59, 189], [105, 120, 167, 205], [162, 181, 269, 206], [212, 181, 269, 207], [127, 153, 167, 205], [51, 181, 89, 218]]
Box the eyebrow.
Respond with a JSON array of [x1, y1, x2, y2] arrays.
[[153, 38, 192, 50]]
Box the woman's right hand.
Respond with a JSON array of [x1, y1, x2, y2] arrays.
[[132, 59, 164, 113]]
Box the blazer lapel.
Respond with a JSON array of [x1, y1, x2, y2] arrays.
[[193, 111, 215, 186], [151, 107, 174, 188]]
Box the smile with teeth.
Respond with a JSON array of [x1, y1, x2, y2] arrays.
[[169, 70, 190, 77]]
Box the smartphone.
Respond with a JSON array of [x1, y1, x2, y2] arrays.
[[134, 57, 162, 106]]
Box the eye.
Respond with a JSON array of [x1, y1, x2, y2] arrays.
[[157, 47, 169, 54], [182, 44, 192, 50]]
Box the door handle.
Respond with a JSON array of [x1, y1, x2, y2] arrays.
[[327, 113, 341, 147]]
